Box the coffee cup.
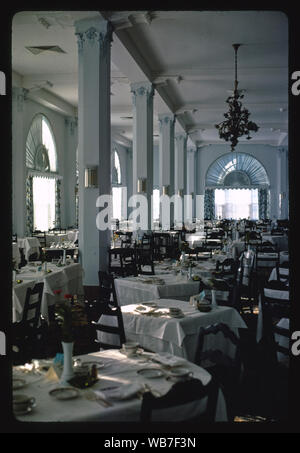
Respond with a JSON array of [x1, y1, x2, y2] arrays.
[[122, 341, 139, 357], [13, 394, 36, 414]]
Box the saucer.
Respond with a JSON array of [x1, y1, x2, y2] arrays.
[[49, 387, 80, 400], [167, 367, 192, 379], [13, 378, 26, 390], [137, 368, 164, 379], [14, 405, 33, 416]]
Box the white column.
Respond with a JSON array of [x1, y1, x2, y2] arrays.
[[64, 116, 78, 228], [174, 133, 187, 226], [277, 148, 282, 219], [158, 113, 175, 229], [187, 148, 196, 221], [12, 87, 26, 237], [75, 18, 112, 284], [130, 81, 154, 232]]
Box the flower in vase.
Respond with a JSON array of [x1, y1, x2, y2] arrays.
[[55, 301, 75, 343]]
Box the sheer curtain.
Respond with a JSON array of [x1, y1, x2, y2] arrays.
[[215, 188, 258, 220], [32, 176, 56, 231]]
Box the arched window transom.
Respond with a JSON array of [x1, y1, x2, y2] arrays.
[[26, 114, 57, 173]]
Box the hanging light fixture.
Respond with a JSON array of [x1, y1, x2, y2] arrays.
[[215, 44, 259, 151]]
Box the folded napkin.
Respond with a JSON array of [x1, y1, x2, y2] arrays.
[[95, 382, 144, 401]]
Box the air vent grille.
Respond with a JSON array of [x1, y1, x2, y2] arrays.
[[25, 46, 66, 55]]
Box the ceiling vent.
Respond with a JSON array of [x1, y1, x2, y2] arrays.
[[25, 46, 66, 55]]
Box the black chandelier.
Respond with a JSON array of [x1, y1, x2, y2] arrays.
[[215, 44, 259, 151]]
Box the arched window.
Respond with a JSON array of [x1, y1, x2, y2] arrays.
[[25, 114, 60, 233], [204, 152, 270, 220], [26, 114, 57, 173]]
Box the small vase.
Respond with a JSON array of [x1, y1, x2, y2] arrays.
[[211, 289, 217, 308], [60, 341, 75, 385]]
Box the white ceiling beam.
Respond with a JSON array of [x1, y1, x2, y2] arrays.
[[25, 88, 77, 117]]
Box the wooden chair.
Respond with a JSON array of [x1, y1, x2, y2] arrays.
[[260, 283, 290, 366], [12, 282, 45, 363], [84, 272, 117, 323], [108, 247, 137, 277], [275, 262, 289, 286], [255, 247, 280, 287], [195, 323, 242, 421], [91, 302, 126, 350], [140, 377, 219, 423], [135, 245, 155, 275]]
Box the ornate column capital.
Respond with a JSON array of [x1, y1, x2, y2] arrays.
[[75, 18, 113, 56], [130, 81, 154, 106], [158, 113, 175, 132], [175, 132, 187, 145]]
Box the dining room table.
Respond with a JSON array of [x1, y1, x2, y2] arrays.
[[12, 348, 228, 422], [17, 237, 41, 261], [99, 298, 247, 363], [12, 262, 84, 322], [114, 273, 203, 306]]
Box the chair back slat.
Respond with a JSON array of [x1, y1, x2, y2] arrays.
[[22, 282, 44, 330]]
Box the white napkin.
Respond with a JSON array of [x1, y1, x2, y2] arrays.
[[95, 382, 144, 401]]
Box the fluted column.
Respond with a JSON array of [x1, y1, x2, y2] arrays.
[[187, 147, 197, 222], [130, 81, 154, 232], [158, 113, 175, 229], [75, 17, 113, 285], [174, 133, 188, 226], [12, 87, 27, 237], [64, 116, 78, 228]]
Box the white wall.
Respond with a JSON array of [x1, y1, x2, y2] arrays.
[[195, 144, 289, 219]]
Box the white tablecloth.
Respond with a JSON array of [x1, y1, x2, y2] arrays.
[[12, 263, 84, 322], [67, 230, 79, 242], [12, 243, 21, 266], [100, 299, 247, 363], [18, 237, 41, 261], [115, 274, 202, 306], [13, 349, 228, 422]]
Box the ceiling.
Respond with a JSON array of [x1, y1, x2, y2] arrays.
[[12, 10, 288, 148]]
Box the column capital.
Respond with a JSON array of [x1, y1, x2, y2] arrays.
[[158, 112, 175, 124], [175, 132, 187, 143], [65, 116, 78, 136], [130, 81, 154, 105], [75, 18, 113, 54]]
